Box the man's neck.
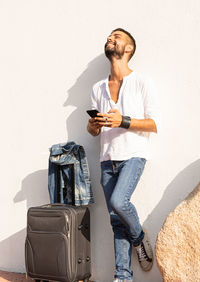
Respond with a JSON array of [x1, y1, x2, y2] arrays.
[[109, 58, 133, 82]]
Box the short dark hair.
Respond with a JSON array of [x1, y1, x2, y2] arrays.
[[111, 28, 136, 60]]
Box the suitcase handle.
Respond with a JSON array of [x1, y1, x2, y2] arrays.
[[41, 203, 67, 208], [50, 203, 66, 206]]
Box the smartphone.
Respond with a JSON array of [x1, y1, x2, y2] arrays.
[[86, 109, 100, 118]]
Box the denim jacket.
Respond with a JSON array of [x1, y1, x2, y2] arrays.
[[48, 141, 94, 206]]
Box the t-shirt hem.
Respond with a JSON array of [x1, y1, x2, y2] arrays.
[[100, 152, 151, 162]]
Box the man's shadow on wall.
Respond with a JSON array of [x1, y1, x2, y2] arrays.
[[5, 54, 112, 277]]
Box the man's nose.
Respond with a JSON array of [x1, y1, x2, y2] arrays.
[[107, 35, 113, 42]]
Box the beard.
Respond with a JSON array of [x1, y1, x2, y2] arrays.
[[104, 42, 126, 60]]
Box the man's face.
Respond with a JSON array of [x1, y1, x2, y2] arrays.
[[104, 31, 128, 60]]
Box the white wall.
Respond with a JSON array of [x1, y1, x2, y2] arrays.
[[0, 1, 200, 281]]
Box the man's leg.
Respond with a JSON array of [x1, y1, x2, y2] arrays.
[[109, 157, 146, 246], [100, 160, 133, 281], [113, 219, 133, 281], [109, 157, 153, 271]]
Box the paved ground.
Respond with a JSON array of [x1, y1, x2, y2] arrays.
[[0, 270, 91, 282], [0, 270, 33, 281]]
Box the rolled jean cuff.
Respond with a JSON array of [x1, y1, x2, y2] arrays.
[[114, 278, 133, 282], [132, 229, 145, 247]]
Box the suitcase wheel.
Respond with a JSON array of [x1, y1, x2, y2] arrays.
[[75, 278, 89, 282], [34, 280, 49, 282]]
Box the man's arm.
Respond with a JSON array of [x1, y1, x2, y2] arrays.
[[87, 118, 102, 136], [95, 109, 157, 133], [129, 118, 157, 133]]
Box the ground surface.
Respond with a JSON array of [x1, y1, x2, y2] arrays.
[[0, 270, 33, 281], [0, 270, 91, 282]]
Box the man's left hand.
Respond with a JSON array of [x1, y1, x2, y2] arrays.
[[95, 109, 123, 128]]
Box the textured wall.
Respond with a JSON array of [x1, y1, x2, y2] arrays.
[[0, 1, 200, 281]]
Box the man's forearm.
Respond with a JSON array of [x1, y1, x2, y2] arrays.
[[129, 118, 157, 133]]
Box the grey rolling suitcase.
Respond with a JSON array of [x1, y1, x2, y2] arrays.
[[25, 203, 91, 282]]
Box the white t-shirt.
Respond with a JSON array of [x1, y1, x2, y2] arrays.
[[90, 70, 161, 162]]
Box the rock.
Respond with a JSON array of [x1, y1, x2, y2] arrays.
[[155, 182, 200, 282]]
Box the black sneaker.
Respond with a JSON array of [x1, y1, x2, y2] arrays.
[[135, 230, 153, 271]]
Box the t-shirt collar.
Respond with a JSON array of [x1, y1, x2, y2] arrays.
[[104, 70, 134, 85]]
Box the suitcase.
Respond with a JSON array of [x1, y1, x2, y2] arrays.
[[25, 203, 91, 282]]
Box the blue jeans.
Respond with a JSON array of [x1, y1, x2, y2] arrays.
[[100, 157, 146, 281]]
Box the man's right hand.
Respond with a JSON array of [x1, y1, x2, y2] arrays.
[[87, 117, 102, 136]]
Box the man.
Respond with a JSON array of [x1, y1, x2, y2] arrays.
[[87, 28, 160, 282]]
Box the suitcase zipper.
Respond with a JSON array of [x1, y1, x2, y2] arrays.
[[28, 209, 70, 234]]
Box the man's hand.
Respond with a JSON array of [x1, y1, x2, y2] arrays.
[[89, 108, 157, 133], [95, 109, 122, 128], [87, 117, 102, 136]]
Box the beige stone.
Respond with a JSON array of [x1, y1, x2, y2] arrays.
[[155, 182, 200, 282]]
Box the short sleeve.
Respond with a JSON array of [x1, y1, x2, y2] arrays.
[[142, 77, 161, 133]]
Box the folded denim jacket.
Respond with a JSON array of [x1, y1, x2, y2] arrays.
[[48, 141, 94, 206]]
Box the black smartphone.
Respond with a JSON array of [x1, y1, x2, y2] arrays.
[[86, 109, 100, 118]]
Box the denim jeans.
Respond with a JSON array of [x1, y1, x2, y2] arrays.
[[100, 157, 146, 281]]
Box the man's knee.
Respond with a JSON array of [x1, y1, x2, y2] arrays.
[[110, 196, 125, 213]]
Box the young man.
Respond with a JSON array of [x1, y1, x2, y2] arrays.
[[87, 28, 160, 282]]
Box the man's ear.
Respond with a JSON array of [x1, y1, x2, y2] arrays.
[[125, 44, 133, 54]]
